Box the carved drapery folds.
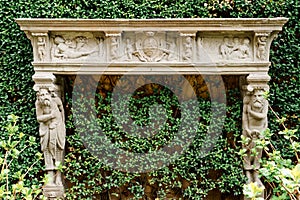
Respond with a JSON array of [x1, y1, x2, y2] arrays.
[[16, 18, 287, 199]]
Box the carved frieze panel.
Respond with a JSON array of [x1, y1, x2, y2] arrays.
[[32, 31, 271, 64], [17, 18, 288, 69], [43, 31, 201, 63], [30, 31, 273, 64], [49, 32, 106, 62], [197, 33, 254, 63]]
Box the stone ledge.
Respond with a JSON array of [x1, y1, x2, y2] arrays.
[[16, 18, 288, 31], [32, 62, 270, 75]]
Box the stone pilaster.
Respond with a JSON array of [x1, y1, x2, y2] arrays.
[[33, 72, 66, 199], [242, 73, 270, 200]]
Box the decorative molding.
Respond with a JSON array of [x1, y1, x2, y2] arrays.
[[16, 18, 288, 31]]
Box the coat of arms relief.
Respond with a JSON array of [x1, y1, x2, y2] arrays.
[[121, 31, 180, 62]]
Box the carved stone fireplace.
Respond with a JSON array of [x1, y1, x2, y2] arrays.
[[16, 18, 288, 199]]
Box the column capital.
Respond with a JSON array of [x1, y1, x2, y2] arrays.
[[246, 73, 270, 92], [32, 72, 56, 91]]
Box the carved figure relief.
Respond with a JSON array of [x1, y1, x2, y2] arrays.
[[256, 34, 268, 60], [219, 36, 251, 60], [36, 87, 66, 186], [125, 38, 135, 61], [242, 89, 268, 187], [97, 37, 105, 57], [110, 36, 119, 60], [237, 37, 251, 59], [52, 35, 97, 60], [166, 39, 177, 61], [220, 36, 231, 60], [182, 36, 193, 61], [37, 36, 47, 61]]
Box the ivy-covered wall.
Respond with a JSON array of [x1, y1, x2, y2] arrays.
[[0, 0, 299, 199]]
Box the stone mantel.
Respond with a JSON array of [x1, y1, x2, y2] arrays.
[[16, 18, 288, 75], [16, 18, 288, 199]]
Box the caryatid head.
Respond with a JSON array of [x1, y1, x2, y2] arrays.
[[251, 89, 266, 109], [38, 88, 52, 106]]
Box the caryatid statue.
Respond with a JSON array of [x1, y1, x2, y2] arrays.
[[36, 86, 65, 186], [242, 88, 268, 187]]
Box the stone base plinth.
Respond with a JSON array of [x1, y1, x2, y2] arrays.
[[43, 185, 64, 199]]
